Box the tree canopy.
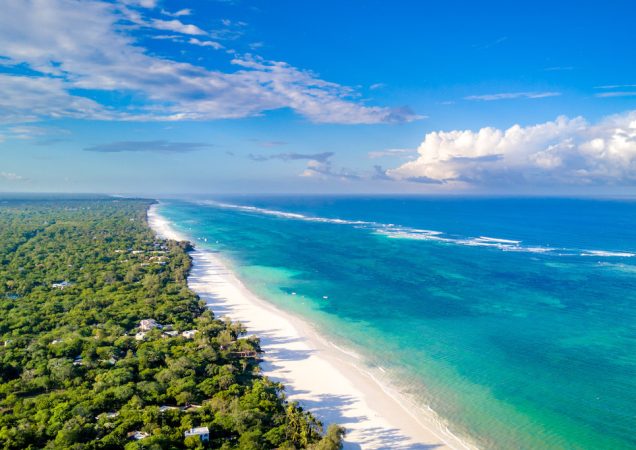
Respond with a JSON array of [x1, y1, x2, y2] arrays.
[[0, 198, 344, 449]]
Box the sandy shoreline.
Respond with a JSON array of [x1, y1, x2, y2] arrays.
[[148, 203, 471, 450]]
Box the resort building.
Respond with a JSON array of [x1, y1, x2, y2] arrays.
[[184, 426, 209, 442], [139, 319, 161, 331]]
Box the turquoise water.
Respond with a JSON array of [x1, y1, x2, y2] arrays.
[[158, 197, 636, 449]]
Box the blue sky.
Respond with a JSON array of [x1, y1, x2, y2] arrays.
[[1, 0, 635, 195]]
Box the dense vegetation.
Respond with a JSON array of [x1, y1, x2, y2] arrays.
[[0, 198, 344, 449]]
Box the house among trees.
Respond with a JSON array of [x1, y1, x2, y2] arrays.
[[163, 330, 179, 338], [139, 319, 161, 331], [184, 427, 209, 442], [52, 281, 71, 289], [182, 404, 202, 413], [181, 329, 198, 339], [159, 405, 179, 413], [134, 331, 147, 341], [127, 431, 150, 441]]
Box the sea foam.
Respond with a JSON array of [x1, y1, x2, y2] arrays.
[[201, 200, 635, 260]]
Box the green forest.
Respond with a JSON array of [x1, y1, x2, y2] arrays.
[[0, 197, 344, 449]]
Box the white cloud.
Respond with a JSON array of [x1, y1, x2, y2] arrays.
[[300, 158, 361, 181], [0, 0, 417, 125], [149, 19, 207, 36], [121, 0, 156, 7], [595, 84, 636, 89], [465, 91, 561, 101], [544, 66, 574, 72], [7, 125, 68, 140], [161, 8, 192, 17], [0, 172, 26, 181], [0, 75, 108, 122], [388, 111, 636, 187], [188, 38, 224, 49], [593, 84, 636, 98], [595, 92, 636, 98]]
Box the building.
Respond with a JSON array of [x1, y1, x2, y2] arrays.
[[127, 431, 150, 441], [134, 332, 147, 341], [182, 404, 202, 413], [139, 319, 161, 331], [184, 426, 209, 442], [52, 281, 71, 289], [181, 329, 198, 339], [159, 405, 179, 413]]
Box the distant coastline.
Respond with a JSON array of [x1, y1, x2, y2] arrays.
[[148, 202, 472, 450]]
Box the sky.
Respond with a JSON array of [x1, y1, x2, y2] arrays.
[[1, 0, 635, 195]]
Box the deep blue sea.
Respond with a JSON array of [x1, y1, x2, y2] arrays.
[[157, 197, 636, 449]]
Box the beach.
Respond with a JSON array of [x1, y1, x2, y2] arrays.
[[148, 203, 470, 450]]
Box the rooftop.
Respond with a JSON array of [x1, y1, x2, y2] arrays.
[[184, 426, 209, 436]]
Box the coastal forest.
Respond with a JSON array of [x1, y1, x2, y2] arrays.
[[0, 197, 344, 449]]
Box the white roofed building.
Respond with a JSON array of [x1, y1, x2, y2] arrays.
[[139, 319, 161, 331], [184, 426, 209, 442], [181, 329, 198, 339]]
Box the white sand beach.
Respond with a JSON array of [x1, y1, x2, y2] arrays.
[[148, 204, 471, 450]]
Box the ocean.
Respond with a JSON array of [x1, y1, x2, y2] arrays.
[[157, 196, 636, 449]]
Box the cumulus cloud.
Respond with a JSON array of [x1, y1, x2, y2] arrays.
[[465, 91, 561, 101], [249, 152, 333, 162], [84, 140, 211, 153], [0, 0, 418, 125], [388, 110, 636, 187]]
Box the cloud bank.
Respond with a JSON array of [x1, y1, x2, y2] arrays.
[[0, 0, 419, 125], [388, 110, 636, 187]]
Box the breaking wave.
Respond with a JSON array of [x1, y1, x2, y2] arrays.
[[201, 200, 635, 259]]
